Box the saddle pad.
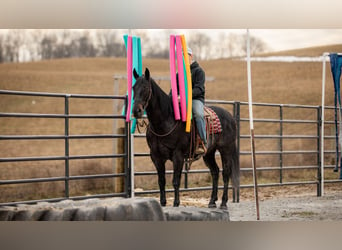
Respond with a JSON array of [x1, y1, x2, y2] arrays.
[[204, 106, 222, 134]]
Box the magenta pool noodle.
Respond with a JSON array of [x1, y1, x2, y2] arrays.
[[169, 35, 180, 120], [175, 35, 186, 121], [126, 36, 133, 122]]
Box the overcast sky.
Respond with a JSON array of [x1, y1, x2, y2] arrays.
[[144, 29, 342, 52], [1, 28, 341, 54], [249, 29, 342, 51]]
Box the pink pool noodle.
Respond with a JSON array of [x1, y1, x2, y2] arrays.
[[126, 36, 133, 122], [169, 35, 180, 120], [175, 36, 186, 121]]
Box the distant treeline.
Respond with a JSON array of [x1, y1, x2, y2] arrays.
[[0, 29, 269, 63]]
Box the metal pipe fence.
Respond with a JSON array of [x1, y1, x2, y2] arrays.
[[132, 100, 342, 198], [0, 90, 130, 206], [1, 89, 342, 206]]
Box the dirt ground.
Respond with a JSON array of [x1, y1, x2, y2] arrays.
[[162, 184, 342, 221], [228, 192, 342, 221]]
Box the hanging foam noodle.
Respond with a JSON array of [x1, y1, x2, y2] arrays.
[[123, 35, 142, 132], [137, 37, 142, 75], [180, 35, 192, 132], [125, 36, 133, 122], [175, 36, 187, 122], [130, 36, 141, 133], [182, 55, 188, 112], [169, 35, 180, 120]]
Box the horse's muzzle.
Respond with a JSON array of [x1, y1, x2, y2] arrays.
[[133, 104, 144, 118]]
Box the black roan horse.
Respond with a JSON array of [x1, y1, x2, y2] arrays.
[[132, 68, 239, 209]]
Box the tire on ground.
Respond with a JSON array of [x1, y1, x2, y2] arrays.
[[0, 198, 166, 221], [0, 198, 229, 221], [163, 206, 230, 221]]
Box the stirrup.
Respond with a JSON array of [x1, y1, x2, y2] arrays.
[[195, 141, 207, 155]]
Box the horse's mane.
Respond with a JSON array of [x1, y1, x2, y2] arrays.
[[149, 77, 174, 118]]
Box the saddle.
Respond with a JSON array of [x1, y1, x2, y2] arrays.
[[186, 106, 222, 168]]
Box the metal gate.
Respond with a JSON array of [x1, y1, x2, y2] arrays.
[[1, 89, 342, 206], [0, 90, 130, 206]]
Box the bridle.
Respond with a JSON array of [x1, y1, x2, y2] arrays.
[[135, 76, 180, 137], [138, 76, 152, 111]]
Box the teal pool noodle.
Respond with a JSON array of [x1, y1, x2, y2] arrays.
[[138, 37, 142, 75], [182, 56, 189, 110], [130, 36, 139, 133]]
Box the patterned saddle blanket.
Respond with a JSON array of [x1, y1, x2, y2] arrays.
[[204, 106, 222, 134]]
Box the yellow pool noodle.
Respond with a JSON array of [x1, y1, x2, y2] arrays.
[[180, 35, 192, 133]]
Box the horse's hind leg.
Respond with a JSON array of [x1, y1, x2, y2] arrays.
[[172, 152, 185, 207], [220, 152, 232, 210], [233, 186, 240, 203], [203, 149, 219, 208]]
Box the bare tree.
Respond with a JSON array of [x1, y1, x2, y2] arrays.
[[227, 33, 243, 57], [0, 29, 270, 62], [187, 31, 211, 60], [41, 34, 57, 60], [96, 30, 125, 57], [0, 35, 3, 63], [53, 30, 74, 58], [241, 33, 268, 55], [27, 30, 44, 61], [78, 31, 97, 57], [2, 30, 25, 62], [217, 32, 228, 58], [118, 29, 164, 58]]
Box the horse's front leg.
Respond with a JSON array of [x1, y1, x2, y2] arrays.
[[172, 152, 185, 207], [151, 155, 167, 206]]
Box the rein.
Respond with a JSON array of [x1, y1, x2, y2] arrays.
[[136, 119, 148, 133], [147, 121, 180, 137]]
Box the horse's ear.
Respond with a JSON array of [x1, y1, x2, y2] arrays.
[[133, 68, 139, 80], [144, 68, 150, 80]]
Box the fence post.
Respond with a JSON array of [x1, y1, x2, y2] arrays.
[[130, 132, 135, 198], [279, 105, 283, 184], [234, 102, 241, 168], [112, 77, 119, 192], [124, 118, 131, 198], [64, 95, 70, 199], [317, 106, 322, 196], [234, 101, 240, 202], [184, 163, 188, 189]]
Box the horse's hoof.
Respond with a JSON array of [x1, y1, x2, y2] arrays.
[[208, 203, 217, 208], [220, 204, 228, 210], [173, 201, 180, 207]]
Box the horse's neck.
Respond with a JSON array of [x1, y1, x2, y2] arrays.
[[146, 80, 175, 131]]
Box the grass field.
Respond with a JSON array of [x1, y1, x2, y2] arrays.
[[1, 44, 342, 203]]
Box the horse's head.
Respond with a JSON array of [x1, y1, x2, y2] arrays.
[[132, 68, 152, 118]]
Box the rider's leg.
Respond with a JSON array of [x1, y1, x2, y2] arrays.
[[192, 99, 207, 149]]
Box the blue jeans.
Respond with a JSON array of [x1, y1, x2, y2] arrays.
[[192, 99, 207, 145]]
